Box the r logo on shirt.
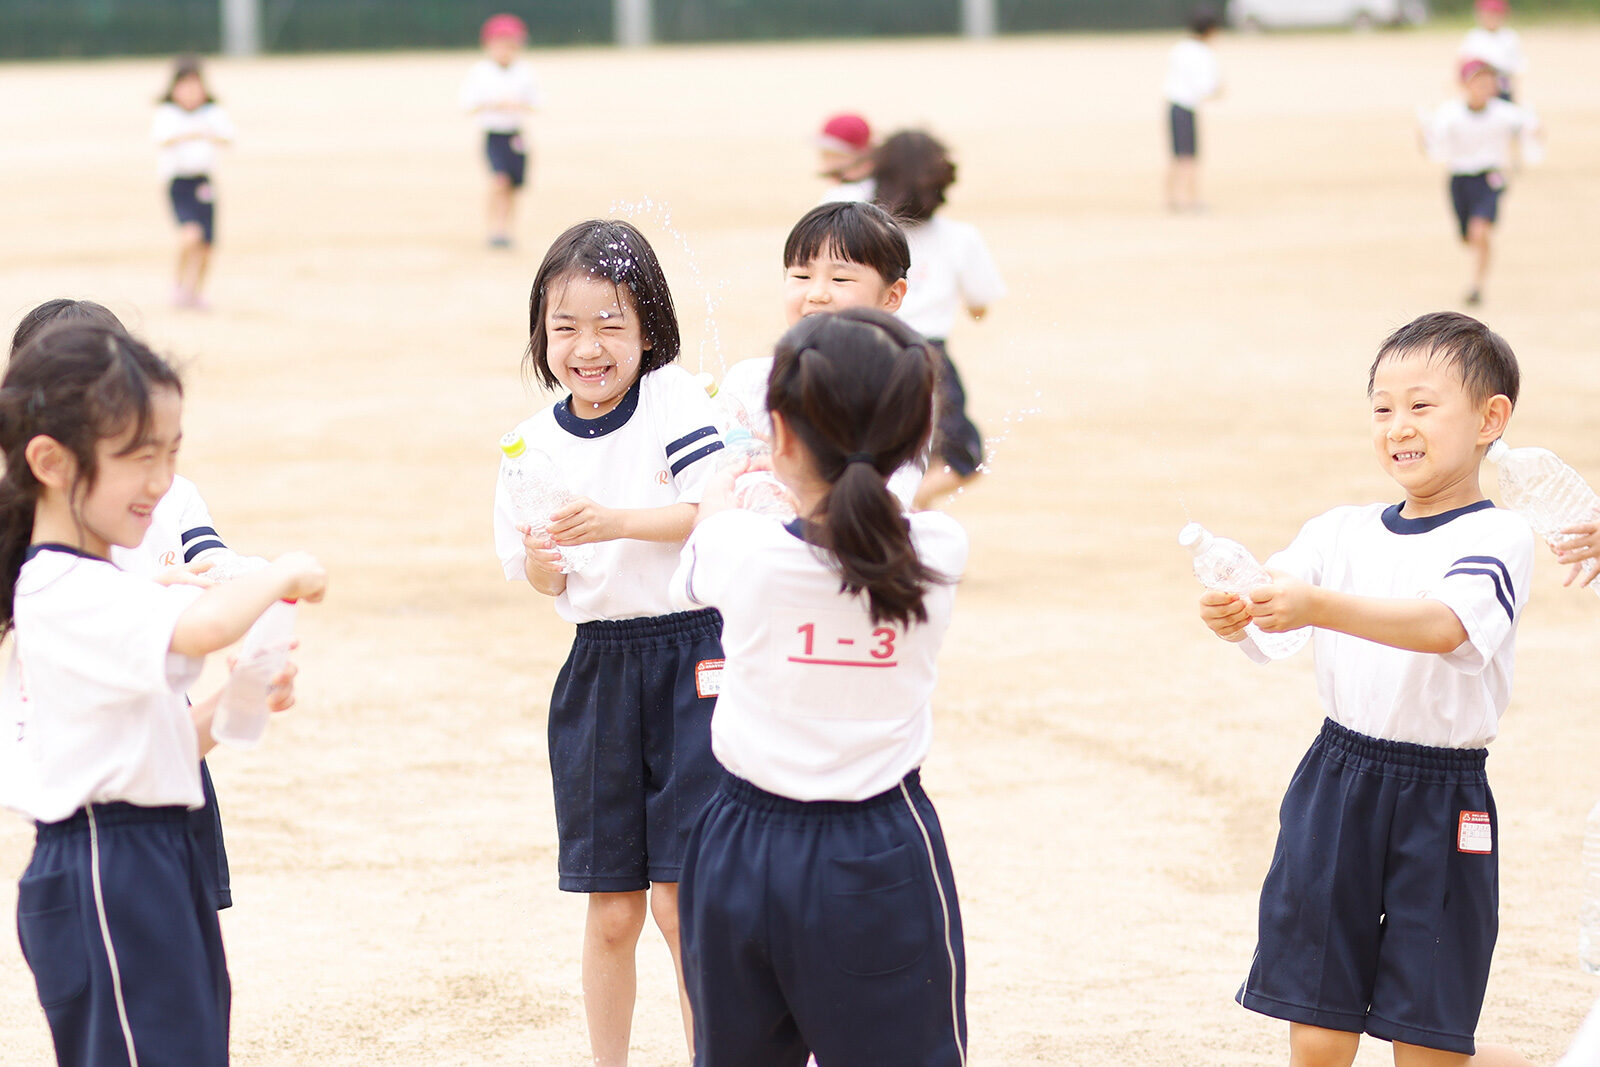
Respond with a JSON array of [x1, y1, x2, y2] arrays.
[[656, 470, 670, 486], [160, 551, 177, 567]]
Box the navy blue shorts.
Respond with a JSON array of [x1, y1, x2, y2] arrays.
[[17, 803, 230, 1067], [1169, 102, 1198, 158], [680, 770, 967, 1066], [548, 608, 723, 892], [928, 340, 984, 478], [1238, 719, 1498, 1056], [190, 760, 232, 910], [168, 176, 216, 245], [485, 131, 528, 188], [1450, 171, 1501, 240]]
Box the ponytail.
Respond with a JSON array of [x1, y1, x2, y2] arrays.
[[766, 309, 943, 627], [0, 323, 182, 634]]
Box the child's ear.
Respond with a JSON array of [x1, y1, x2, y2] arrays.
[[1478, 395, 1513, 444], [24, 435, 73, 490], [882, 278, 907, 314]]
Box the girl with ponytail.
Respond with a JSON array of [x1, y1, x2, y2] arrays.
[[670, 307, 971, 1066]]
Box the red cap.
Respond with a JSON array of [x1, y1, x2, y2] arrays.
[[481, 13, 528, 43], [815, 113, 872, 154], [1475, 0, 1509, 12], [1459, 58, 1497, 82]]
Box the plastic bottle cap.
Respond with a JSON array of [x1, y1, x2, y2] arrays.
[[1178, 522, 1204, 548], [500, 431, 526, 459], [726, 428, 752, 445], [694, 371, 718, 398], [1486, 439, 1508, 462]]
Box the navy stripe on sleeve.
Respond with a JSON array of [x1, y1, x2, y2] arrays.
[[1445, 560, 1515, 623], [670, 441, 724, 477], [1455, 555, 1512, 597], [666, 425, 718, 457], [184, 539, 226, 562], [181, 526, 220, 545]]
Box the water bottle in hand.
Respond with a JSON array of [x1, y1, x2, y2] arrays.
[[695, 371, 753, 436], [719, 428, 797, 521], [500, 432, 595, 574], [1180, 522, 1309, 660], [1488, 439, 1600, 596], [206, 555, 295, 749]]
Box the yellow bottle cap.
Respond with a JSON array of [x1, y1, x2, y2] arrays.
[[499, 431, 526, 459], [694, 371, 718, 398]]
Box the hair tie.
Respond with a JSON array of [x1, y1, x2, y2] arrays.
[[845, 452, 874, 467]]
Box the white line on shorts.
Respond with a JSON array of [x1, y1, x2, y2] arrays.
[[899, 780, 966, 1067], [87, 806, 141, 1067]]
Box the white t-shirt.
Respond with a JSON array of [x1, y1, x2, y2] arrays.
[[1163, 37, 1220, 109], [898, 216, 1005, 342], [0, 546, 207, 824], [1240, 500, 1532, 749], [820, 178, 875, 205], [716, 356, 923, 509], [670, 508, 967, 801], [111, 475, 235, 576], [151, 102, 234, 180], [493, 365, 725, 623], [459, 59, 540, 133], [1460, 26, 1525, 77], [1423, 98, 1539, 174]]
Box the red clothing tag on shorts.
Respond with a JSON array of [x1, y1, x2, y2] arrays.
[[1458, 811, 1493, 854], [695, 658, 724, 699]]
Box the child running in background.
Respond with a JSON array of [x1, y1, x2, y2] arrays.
[[460, 13, 540, 249], [872, 129, 1005, 510], [1198, 312, 1534, 1067], [715, 200, 922, 507], [1162, 6, 1222, 213], [152, 56, 234, 310], [1460, 0, 1524, 103], [814, 112, 876, 204], [491, 219, 726, 1065], [0, 323, 325, 1067], [11, 298, 242, 915], [1419, 60, 1541, 308], [671, 308, 969, 1066]]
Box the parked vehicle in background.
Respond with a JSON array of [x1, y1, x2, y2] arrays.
[[1229, 0, 1428, 31]]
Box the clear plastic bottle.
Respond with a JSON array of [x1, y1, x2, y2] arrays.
[[212, 601, 296, 750], [1582, 799, 1600, 975], [695, 371, 752, 436], [718, 428, 797, 521], [1488, 439, 1600, 597], [499, 432, 595, 575], [1179, 522, 1310, 660]]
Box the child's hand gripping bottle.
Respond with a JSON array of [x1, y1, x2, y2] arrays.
[[206, 555, 297, 749], [1488, 439, 1600, 597], [500, 432, 596, 575], [1180, 522, 1310, 660], [720, 428, 798, 522]]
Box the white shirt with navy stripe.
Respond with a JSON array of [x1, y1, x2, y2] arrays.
[[111, 474, 235, 577], [494, 364, 725, 623], [0, 546, 207, 824], [1245, 500, 1533, 749], [669, 508, 967, 801]]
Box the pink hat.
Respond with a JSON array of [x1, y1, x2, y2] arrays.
[[481, 13, 528, 43], [1475, 0, 1509, 12], [815, 113, 872, 154], [1459, 58, 1498, 82]]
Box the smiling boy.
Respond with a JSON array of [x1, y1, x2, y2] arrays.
[[1199, 312, 1535, 1067]]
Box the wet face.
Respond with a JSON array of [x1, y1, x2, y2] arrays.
[[543, 272, 649, 419]]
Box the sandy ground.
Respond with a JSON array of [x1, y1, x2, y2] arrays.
[[1, 24, 1599, 1066]]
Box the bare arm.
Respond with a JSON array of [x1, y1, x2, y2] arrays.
[[169, 552, 326, 658], [547, 500, 698, 546], [1247, 577, 1468, 654]]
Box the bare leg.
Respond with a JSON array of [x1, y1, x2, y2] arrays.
[[914, 464, 977, 511], [1393, 1040, 1534, 1067], [649, 882, 695, 1058], [1290, 1023, 1361, 1067], [187, 244, 213, 308], [1167, 158, 1199, 211], [584, 891, 648, 1067], [488, 173, 514, 245], [174, 222, 206, 305], [1465, 217, 1492, 302]]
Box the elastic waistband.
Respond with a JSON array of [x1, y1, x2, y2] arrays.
[[574, 608, 721, 650], [36, 802, 191, 839], [1452, 170, 1494, 179], [170, 174, 211, 184], [1315, 718, 1487, 778], [719, 769, 923, 816]]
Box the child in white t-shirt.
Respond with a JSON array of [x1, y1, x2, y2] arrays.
[[151, 56, 233, 310], [460, 13, 540, 249], [814, 112, 876, 204], [1163, 7, 1222, 212], [1460, 0, 1524, 103]]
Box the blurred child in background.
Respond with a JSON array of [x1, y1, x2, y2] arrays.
[[815, 112, 875, 204], [151, 56, 233, 310], [1419, 59, 1541, 307], [872, 129, 1004, 510], [1460, 0, 1524, 103], [1162, 6, 1222, 213], [460, 13, 540, 249]]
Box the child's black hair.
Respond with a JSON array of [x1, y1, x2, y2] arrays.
[[871, 130, 956, 225], [1189, 5, 1221, 35], [160, 54, 216, 105], [766, 308, 945, 627], [782, 201, 910, 284], [524, 219, 681, 392], [1368, 311, 1520, 406], [11, 299, 123, 358], [0, 324, 183, 634]]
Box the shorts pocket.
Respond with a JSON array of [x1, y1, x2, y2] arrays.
[[823, 841, 931, 977], [17, 868, 89, 1008]]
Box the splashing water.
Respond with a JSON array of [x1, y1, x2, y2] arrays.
[[609, 196, 730, 378]]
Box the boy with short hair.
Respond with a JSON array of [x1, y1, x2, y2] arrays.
[[1199, 311, 1535, 1067]]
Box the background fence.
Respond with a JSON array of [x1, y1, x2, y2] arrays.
[[1, 0, 1596, 59]]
